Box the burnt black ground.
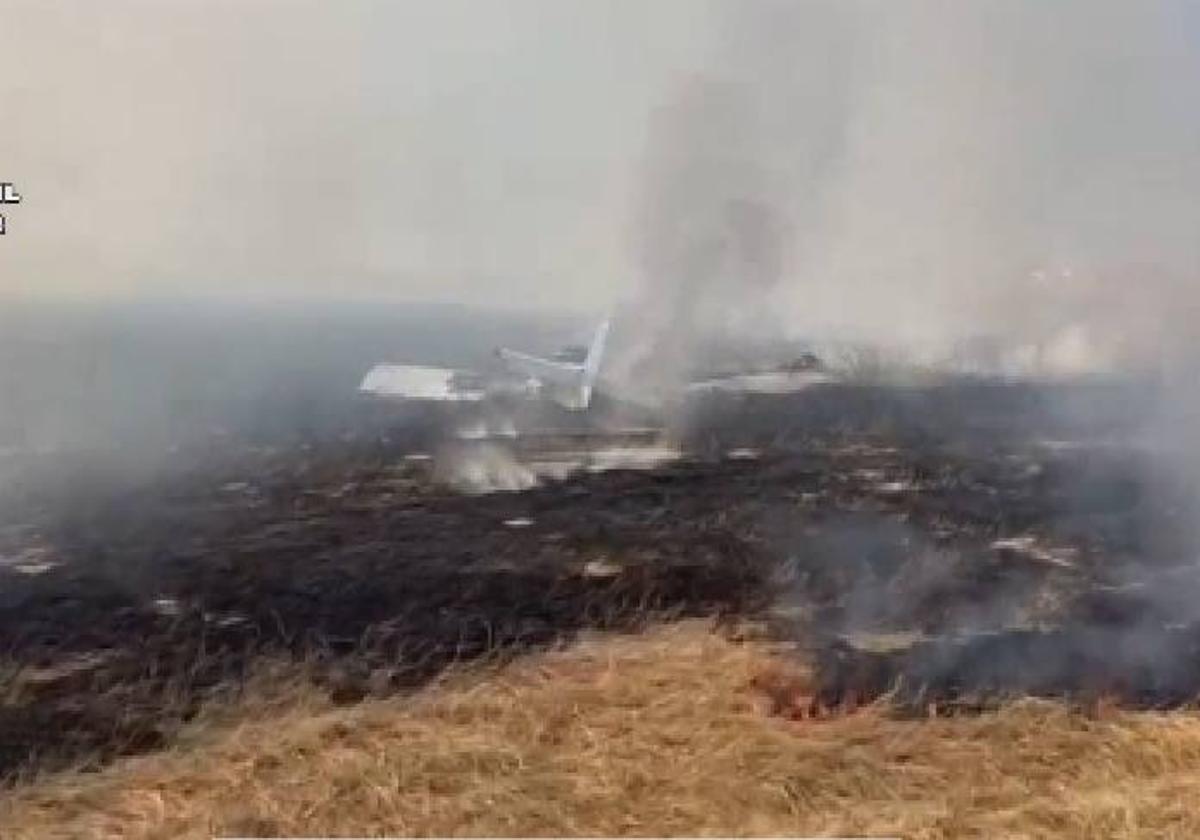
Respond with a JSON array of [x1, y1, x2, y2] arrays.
[[0, 380, 1193, 777]]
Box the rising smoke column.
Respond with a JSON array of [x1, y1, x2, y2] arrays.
[[618, 77, 784, 403], [609, 1, 857, 405]]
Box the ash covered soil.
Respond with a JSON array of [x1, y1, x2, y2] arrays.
[[0, 380, 1196, 778]]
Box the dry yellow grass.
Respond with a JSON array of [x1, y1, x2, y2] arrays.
[[5, 621, 1200, 839]]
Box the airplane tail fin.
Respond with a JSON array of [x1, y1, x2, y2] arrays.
[[578, 319, 610, 409], [494, 318, 610, 411]]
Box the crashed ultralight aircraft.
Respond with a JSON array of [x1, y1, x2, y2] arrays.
[[360, 320, 610, 411]]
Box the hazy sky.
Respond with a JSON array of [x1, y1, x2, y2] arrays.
[[2, 0, 1198, 340], [0, 0, 710, 308]]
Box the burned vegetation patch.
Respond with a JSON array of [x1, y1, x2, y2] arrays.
[[0, 453, 781, 778], [0, 380, 1196, 775]]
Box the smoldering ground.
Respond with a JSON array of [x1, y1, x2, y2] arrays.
[[611, 0, 1200, 651], [1, 0, 1200, 775]]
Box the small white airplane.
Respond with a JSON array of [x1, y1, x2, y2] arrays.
[[360, 320, 610, 411]]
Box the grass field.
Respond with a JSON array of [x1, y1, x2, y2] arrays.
[[5, 621, 1200, 839]]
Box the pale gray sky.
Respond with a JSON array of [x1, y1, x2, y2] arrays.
[[2, 0, 1198, 343], [0, 0, 711, 308]]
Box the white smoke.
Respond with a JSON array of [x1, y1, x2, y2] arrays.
[[610, 0, 1198, 388]]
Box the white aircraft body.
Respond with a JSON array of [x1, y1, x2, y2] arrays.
[[360, 320, 610, 411]]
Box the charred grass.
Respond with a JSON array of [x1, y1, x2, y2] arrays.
[[4, 383, 1200, 835]]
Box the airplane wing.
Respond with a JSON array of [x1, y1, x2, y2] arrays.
[[359, 364, 486, 401], [361, 319, 611, 410]]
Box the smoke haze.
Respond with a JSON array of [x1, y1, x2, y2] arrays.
[[3, 1, 1196, 338], [8, 2, 1200, 748], [0, 0, 705, 309], [621, 0, 1200, 374], [2, 0, 1199, 442]]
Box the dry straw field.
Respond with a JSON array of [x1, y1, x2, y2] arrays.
[[5, 621, 1200, 839]]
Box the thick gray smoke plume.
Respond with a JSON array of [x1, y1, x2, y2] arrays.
[[614, 0, 1199, 387], [614, 77, 786, 401], [609, 1, 856, 402], [607, 1, 1200, 616]]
